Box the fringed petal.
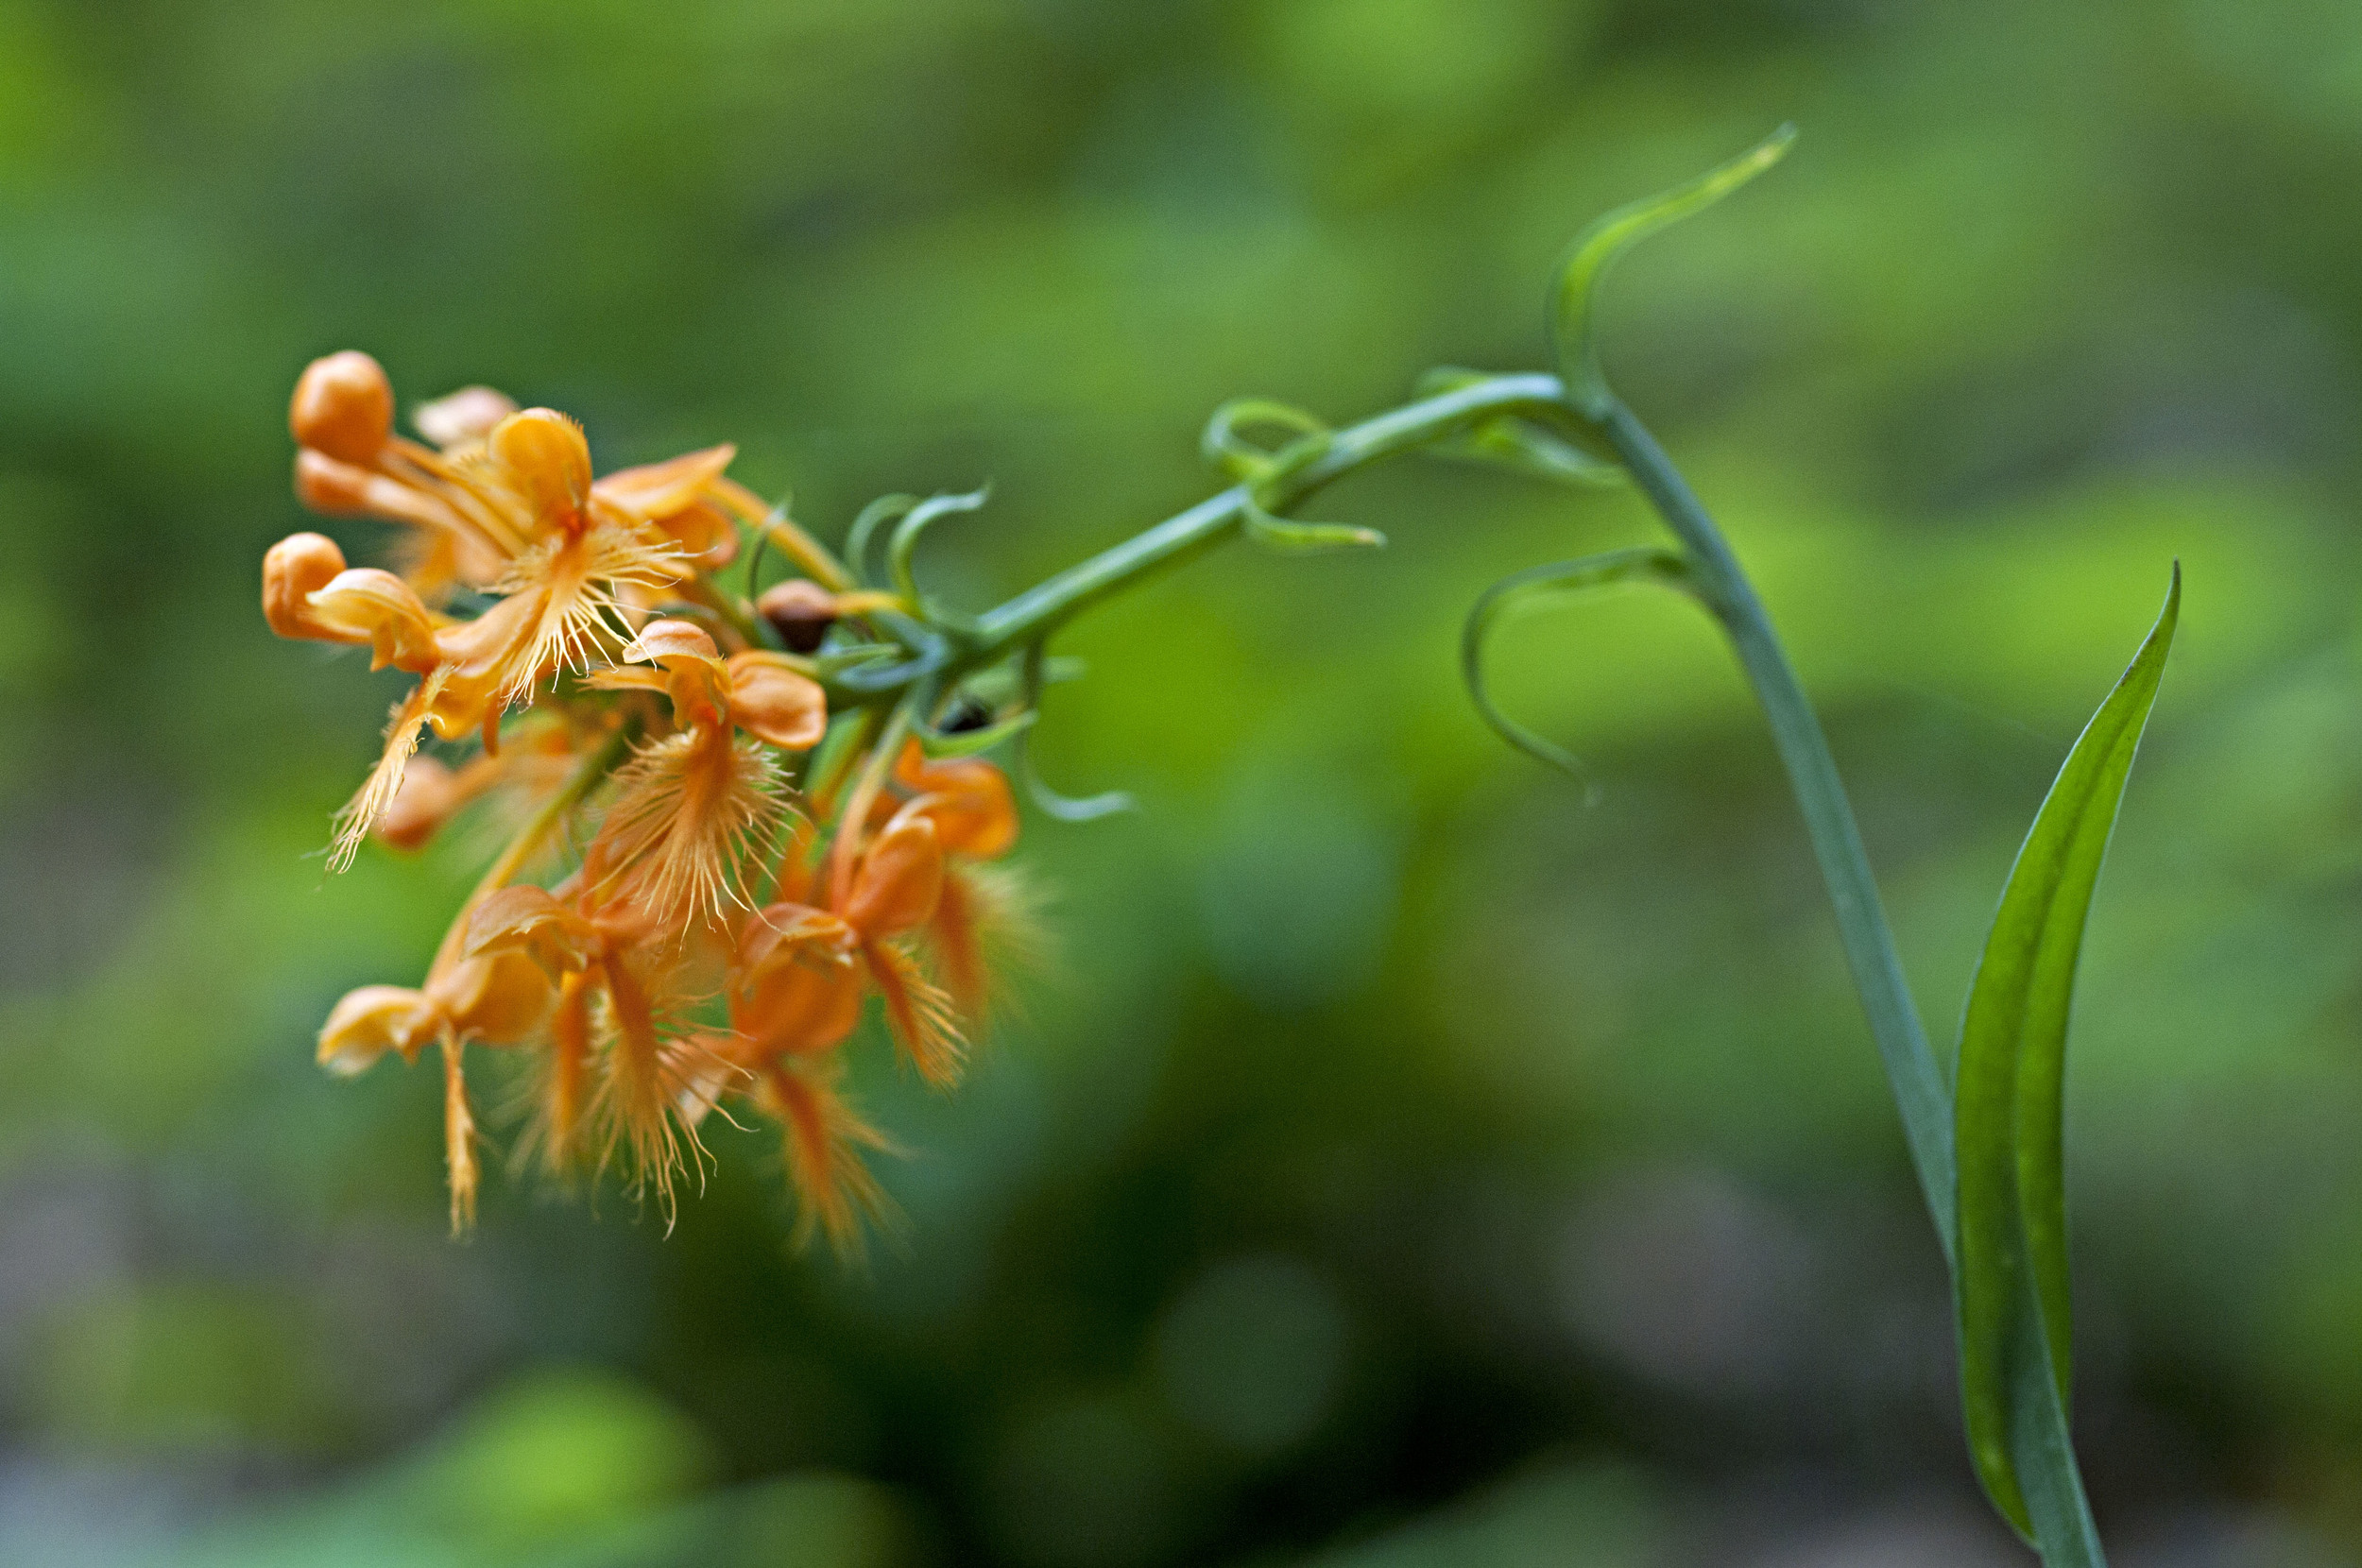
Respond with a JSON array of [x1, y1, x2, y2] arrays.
[[442, 1031, 479, 1237], [590, 951, 730, 1228], [329, 673, 446, 872], [587, 728, 787, 931], [758, 1059, 899, 1260], [864, 938, 963, 1087]]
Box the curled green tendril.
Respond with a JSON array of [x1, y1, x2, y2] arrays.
[[1014, 640, 1135, 822], [845, 493, 919, 588], [1201, 398, 1327, 482], [1461, 545, 1707, 790], [1204, 401, 1386, 554], [888, 487, 991, 629], [1550, 124, 1796, 416]]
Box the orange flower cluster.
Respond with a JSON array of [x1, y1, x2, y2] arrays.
[[266, 351, 1031, 1251]]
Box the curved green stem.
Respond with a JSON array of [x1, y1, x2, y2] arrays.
[[962, 373, 1568, 661], [797, 367, 1956, 1270], [1595, 395, 1957, 1263]]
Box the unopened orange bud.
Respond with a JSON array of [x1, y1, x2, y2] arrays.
[[263, 531, 360, 642], [414, 385, 518, 449], [489, 408, 592, 528], [290, 350, 394, 465], [758, 579, 838, 653]]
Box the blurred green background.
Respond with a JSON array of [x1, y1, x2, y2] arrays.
[[4, 0, 2361, 1563]]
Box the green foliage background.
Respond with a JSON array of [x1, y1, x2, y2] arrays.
[[3, 1, 2360, 1562]]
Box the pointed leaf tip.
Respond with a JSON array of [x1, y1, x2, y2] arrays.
[[1952, 567, 2176, 1558]]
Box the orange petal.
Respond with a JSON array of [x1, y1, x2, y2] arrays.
[[726, 656, 828, 751], [526, 970, 596, 1179], [290, 350, 393, 465], [488, 408, 592, 530], [305, 567, 442, 673], [591, 444, 736, 519], [465, 884, 598, 973], [443, 1035, 479, 1236], [330, 677, 444, 872], [317, 984, 439, 1076], [414, 385, 518, 449], [582, 665, 672, 696], [894, 744, 1019, 858], [863, 938, 963, 1087], [427, 949, 555, 1045], [758, 1058, 898, 1258], [622, 618, 719, 667], [737, 902, 859, 975], [735, 956, 866, 1061], [654, 499, 739, 570], [843, 805, 943, 940]]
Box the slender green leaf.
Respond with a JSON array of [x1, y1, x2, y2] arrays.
[[1550, 126, 1795, 416], [1955, 566, 2180, 1558]]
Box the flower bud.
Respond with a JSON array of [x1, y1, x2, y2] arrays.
[[414, 385, 518, 449], [263, 531, 358, 642], [758, 579, 838, 653], [290, 350, 394, 465], [488, 408, 592, 528]]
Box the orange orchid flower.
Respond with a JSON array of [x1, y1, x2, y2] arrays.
[[579, 619, 828, 929], [269, 349, 1043, 1253]]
